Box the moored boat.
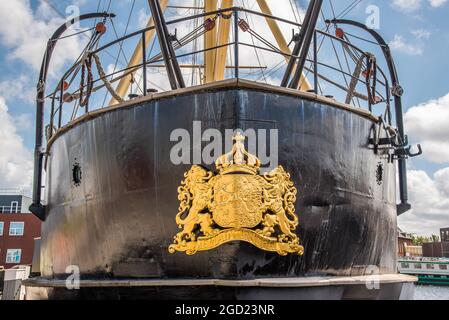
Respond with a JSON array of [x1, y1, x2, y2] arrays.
[[399, 258, 449, 286]]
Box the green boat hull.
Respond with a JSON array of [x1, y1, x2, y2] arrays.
[[418, 275, 449, 286]]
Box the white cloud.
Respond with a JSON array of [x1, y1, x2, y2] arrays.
[[392, 0, 422, 12], [411, 29, 431, 39], [392, 0, 447, 12], [0, 75, 35, 104], [413, 141, 449, 163], [0, 97, 33, 190], [428, 0, 448, 7], [14, 113, 34, 133], [405, 92, 449, 163], [398, 168, 449, 236], [138, 8, 150, 29], [389, 34, 423, 55], [0, 0, 88, 76], [435, 167, 449, 197], [401, 93, 449, 235]]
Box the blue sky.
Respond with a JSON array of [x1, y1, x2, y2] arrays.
[[0, 0, 448, 235]]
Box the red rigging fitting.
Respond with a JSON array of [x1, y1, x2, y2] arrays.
[[57, 80, 69, 91], [238, 19, 250, 32], [204, 17, 216, 31], [335, 27, 344, 39], [96, 22, 107, 35], [62, 92, 74, 103]]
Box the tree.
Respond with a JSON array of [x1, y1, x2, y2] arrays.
[[411, 234, 440, 245], [431, 234, 440, 242], [412, 235, 426, 246]]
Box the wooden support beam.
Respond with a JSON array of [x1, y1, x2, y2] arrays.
[[147, 64, 266, 69], [204, 0, 218, 83], [345, 56, 364, 104], [108, 0, 168, 106], [255, 0, 312, 91], [214, 0, 233, 81]]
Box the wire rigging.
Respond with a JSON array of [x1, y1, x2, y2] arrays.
[[49, 0, 392, 129], [100, 0, 139, 107], [242, 0, 267, 82]]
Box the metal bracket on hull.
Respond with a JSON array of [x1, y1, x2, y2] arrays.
[[29, 203, 47, 221], [369, 137, 394, 147], [397, 203, 412, 216], [393, 144, 423, 160]]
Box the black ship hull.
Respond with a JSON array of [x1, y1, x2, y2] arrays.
[[25, 80, 415, 299]]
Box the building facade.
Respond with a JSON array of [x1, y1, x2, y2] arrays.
[[441, 227, 449, 242], [0, 190, 41, 269], [421, 227, 449, 258], [397, 228, 414, 257]]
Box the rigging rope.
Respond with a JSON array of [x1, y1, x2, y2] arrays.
[[60, 0, 382, 117], [365, 53, 378, 105], [79, 54, 94, 107], [340, 35, 361, 107], [238, 19, 282, 54], [191, 0, 200, 86], [92, 53, 125, 104], [331, 21, 385, 107], [336, 0, 363, 19], [100, 0, 138, 107], [242, 0, 267, 82]]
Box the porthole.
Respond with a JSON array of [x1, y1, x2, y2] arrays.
[[72, 162, 82, 186], [376, 162, 383, 185]]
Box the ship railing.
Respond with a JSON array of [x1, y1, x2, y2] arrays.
[[0, 206, 22, 214], [45, 6, 393, 138]]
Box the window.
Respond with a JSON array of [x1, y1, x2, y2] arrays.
[[427, 264, 434, 270], [9, 222, 24, 236], [414, 264, 422, 269], [401, 263, 409, 268], [440, 265, 448, 270], [6, 249, 21, 264], [0, 221, 3, 236]]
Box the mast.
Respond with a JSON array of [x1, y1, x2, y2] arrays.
[[287, 0, 323, 89], [281, 0, 322, 89], [204, 0, 218, 83], [148, 0, 185, 89], [214, 0, 233, 81], [109, 0, 169, 106], [255, 0, 312, 91]]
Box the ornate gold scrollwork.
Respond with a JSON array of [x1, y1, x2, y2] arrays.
[[169, 133, 304, 256]]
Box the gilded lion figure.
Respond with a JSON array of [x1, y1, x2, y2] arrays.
[[259, 166, 299, 242], [169, 133, 304, 256], [175, 165, 216, 243]]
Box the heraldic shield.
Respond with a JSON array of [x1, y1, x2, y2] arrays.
[[168, 133, 304, 256]]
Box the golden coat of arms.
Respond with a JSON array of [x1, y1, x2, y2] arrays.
[[168, 133, 304, 256]]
